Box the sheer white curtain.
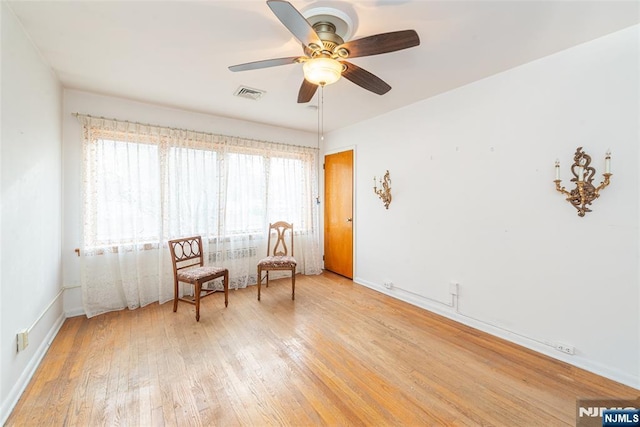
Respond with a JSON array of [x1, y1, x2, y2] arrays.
[[79, 115, 322, 317]]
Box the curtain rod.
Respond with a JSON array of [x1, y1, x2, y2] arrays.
[[72, 112, 318, 152]]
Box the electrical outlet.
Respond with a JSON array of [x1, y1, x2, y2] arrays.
[[555, 343, 575, 355], [383, 281, 393, 289], [17, 330, 29, 352]]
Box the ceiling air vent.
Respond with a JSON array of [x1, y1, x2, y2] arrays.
[[234, 86, 266, 101]]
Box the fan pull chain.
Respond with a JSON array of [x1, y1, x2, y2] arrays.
[[320, 85, 324, 143], [316, 85, 324, 205]]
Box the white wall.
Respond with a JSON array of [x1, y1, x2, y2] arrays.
[[325, 25, 639, 388], [1, 3, 64, 423], [62, 90, 318, 314]]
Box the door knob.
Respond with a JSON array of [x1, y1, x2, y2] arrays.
[[347, 218, 353, 222]]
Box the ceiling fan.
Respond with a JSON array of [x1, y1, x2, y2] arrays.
[[228, 0, 420, 103]]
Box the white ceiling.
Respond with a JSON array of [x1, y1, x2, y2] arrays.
[[7, 0, 640, 133]]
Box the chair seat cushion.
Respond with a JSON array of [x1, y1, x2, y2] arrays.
[[177, 266, 227, 283], [258, 255, 297, 268]]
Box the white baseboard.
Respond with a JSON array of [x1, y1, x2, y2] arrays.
[[354, 276, 639, 390]]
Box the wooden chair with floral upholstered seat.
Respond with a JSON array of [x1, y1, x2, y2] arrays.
[[168, 236, 229, 321], [257, 221, 297, 301]]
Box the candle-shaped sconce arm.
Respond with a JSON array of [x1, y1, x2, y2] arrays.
[[554, 179, 571, 197], [554, 159, 571, 196], [595, 151, 612, 194]]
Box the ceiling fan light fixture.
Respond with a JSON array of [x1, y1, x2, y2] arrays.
[[303, 57, 342, 86]]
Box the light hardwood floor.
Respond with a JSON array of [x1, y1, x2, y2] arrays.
[[7, 272, 637, 426]]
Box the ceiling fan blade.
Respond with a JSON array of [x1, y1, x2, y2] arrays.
[[297, 79, 318, 103], [267, 0, 324, 49], [228, 57, 301, 72], [337, 30, 420, 59], [341, 61, 391, 95]]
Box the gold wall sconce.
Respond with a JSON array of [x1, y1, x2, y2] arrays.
[[373, 170, 392, 209], [554, 147, 612, 217]]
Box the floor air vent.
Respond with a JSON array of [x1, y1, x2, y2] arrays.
[[234, 86, 266, 100]]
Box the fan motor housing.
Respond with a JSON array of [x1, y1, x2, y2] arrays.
[[314, 22, 344, 49]]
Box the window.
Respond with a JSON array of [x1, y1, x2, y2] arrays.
[[86, 138, 160, 246], [81, 117, 319, 249], [225, 153, 266, 234], [166, 146, 219, 238], [78, 115, 322, 316]]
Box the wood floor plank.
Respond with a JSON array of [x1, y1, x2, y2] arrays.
[[6, 272, 638, 426]]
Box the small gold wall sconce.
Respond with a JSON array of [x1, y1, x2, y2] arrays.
[[373, 170, 392, 209], [554, 147, 612, 217]]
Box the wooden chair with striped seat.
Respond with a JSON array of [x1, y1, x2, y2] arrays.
[[168, 236, 229, 321], [257, 221, 297, 301]]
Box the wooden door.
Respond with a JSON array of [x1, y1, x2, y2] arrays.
[[324, 150, 353, 278]]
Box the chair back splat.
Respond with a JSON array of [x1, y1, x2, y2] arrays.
[[269, 221, 294, 257], [167, 236, 229, 321], [257, 222, 297, 301]]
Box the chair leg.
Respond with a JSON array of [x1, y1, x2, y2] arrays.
[[173, 279, 179, 312], [195, 282, 201, 322], [291, 267, 295, 300], [223, 270, 229, 307], [257, 266, 261, 301]]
